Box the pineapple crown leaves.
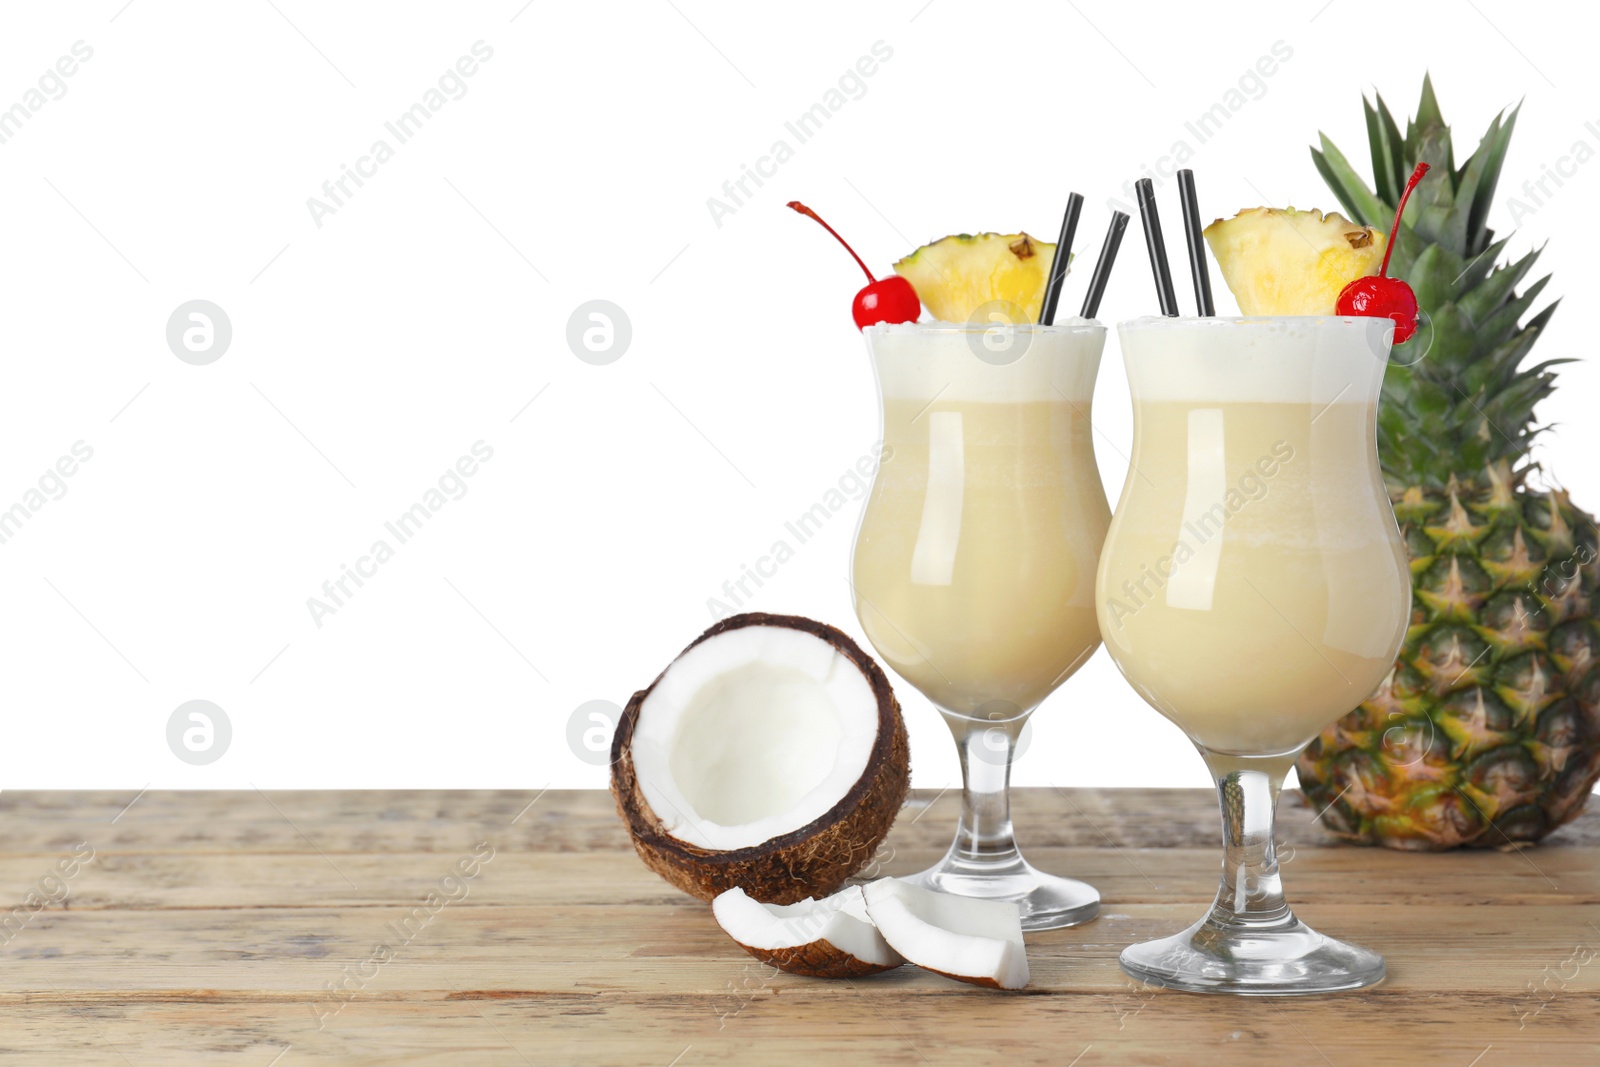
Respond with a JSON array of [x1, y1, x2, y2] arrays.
[[1311, 75, 1564, 489]]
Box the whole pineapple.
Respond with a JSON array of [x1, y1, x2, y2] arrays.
[[1296, 78, 1600, 849]]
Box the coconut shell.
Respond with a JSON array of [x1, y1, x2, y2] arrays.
[[922, 967, 1005, 990], [611, 612, 911, 905], [735, 940, 902, 979]]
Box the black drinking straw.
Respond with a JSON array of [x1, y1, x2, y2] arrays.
[[1039, 192, 1084, 325], [1135, 178, 1179, 316], [1177, 169, 1215, 316], [1078, 210, 1130, 320]]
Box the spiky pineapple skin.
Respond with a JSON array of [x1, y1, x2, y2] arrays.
[[1297, 77, 1600, 849], [1300, 472, 1600, 849]]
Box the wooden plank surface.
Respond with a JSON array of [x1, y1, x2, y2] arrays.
[[0, 788, 1596, 1065]]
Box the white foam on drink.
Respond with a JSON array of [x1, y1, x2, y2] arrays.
[[1117, 317, 1391, 405], [863, 319, 1105, 403]]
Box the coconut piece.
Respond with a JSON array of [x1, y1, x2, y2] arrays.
[[611, 613, 910, 904], [712, 885, 904, 978], [862, 878, 1029, 990]]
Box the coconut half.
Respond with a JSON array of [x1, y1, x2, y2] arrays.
[[611, 613, 910, 904], [712, 885, 904, 978], [863, 878, 1029, 990]]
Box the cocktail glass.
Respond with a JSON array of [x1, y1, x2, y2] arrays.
[[851, 319, 1109, 930], [1097, 315, 1410, 993]]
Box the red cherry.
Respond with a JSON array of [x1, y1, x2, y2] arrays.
[[1336, 162, 1430, 345], [788, 201, 921, 330], [1338, 275, 1419, 343], [853, 275, 922, 330]]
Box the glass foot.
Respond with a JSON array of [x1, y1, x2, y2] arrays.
[[1120, 912, 1385, 995], [902, 853, 1099, 931]]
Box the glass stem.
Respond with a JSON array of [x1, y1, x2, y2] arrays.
[[944, 715, 1023, 870], [1199, 751, 1295, 930]]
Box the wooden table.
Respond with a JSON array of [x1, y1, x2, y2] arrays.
[[2, 788, 1597, 1065]]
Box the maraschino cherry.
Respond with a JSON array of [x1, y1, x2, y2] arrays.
[[787, 201, 921, 329], [1336, 162, 1430, 344]]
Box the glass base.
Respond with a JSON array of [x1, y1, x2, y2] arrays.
[[902, 852, 1100, 932], [1119, 912, 1385, 995]]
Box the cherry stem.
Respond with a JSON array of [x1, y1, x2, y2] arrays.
[[1379, 162, 1430, 278], [787, 201, 876, 283]]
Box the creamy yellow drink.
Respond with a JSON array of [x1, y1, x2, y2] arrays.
[[1096, 317, 1409, 757], [853, 323, 1109, 722], [848, 319, 1109, 931]]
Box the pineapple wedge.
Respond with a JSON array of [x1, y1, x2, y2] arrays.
[[1204, 207, 1384, 316], [893, 233, 1057, 324]]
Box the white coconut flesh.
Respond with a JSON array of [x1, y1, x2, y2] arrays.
[[631, 625, 880, 851], [863, 879, 1030, 990], [712, 886, 903, 968]]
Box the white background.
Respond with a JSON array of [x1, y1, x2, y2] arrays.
[[0, 0, 1594, 791]]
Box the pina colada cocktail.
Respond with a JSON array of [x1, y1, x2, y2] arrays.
[[1099, 352, 1410, 758], [854, 387, 1106, 721], [785, 200, 1116, 931], [1097, 315, 1410, 994], [854, 320, 1109, 930]]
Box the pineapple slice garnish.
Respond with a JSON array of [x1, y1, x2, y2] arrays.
[[1203, 207, 1385, 316], [893, 232, 1058, 324]]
